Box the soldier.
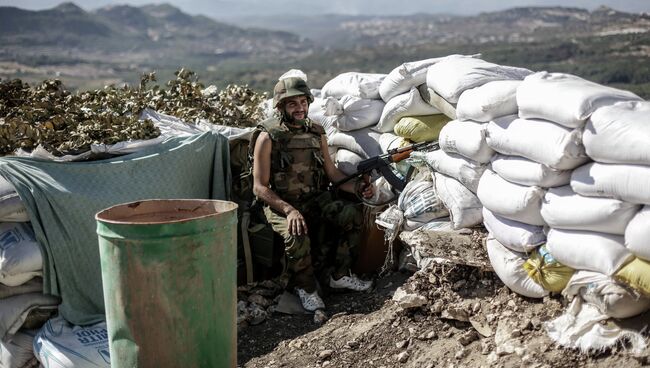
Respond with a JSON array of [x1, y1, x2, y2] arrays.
[[252, 76, 373, 312]]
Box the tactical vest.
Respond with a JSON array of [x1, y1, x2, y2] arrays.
[[250, 117, 328, 207]]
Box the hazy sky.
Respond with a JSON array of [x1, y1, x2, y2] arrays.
[[2, 0, 650, 18]]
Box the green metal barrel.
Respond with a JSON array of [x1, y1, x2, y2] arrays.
[[96, 199, 238, 368]]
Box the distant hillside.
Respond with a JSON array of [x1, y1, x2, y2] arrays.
[[229, 6, 650, 48], [0, 2, 313, 59]]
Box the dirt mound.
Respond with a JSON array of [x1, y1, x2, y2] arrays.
[[238, 262, 649, 368]]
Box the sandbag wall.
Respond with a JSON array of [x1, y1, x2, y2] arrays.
[[307, 73, 386, 175], [0, 177, 60, 368], [312, 60, 455, 178], [479, 72, 650, 320], [317, 55, 650, 323]]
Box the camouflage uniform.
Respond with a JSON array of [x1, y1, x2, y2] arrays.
[[252, 117, 362, 291]]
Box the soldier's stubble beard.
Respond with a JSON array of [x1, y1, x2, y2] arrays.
[[280, 107, 308, 128]]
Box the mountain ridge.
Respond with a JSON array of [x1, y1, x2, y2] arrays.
[[0, 2, 312, 57]]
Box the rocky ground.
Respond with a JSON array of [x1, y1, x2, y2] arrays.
[[236, 231, 650, 368]]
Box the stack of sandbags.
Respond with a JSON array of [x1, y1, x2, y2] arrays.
[[380, 55, 470, 102], [426, 57, 532, 105], [1, 180, 45, 287], [424, 118, 495, 230], [315, 72, 390, 175], [420, 58, 534, 233], [0, 177, 61, 367], [376, 56, 468, 155], [570, 100, 650, 297], [483, 72, 644, 306]]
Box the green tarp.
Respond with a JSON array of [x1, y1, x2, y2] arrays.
[[0, 132, 231, 325]]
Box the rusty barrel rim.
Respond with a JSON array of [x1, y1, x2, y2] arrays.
[[96, 199, 238, 239]]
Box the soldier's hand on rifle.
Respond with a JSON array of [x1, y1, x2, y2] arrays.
[[287, 209, 308, 236], [357, 175, 375, 199], [360, 183, 374, 199]]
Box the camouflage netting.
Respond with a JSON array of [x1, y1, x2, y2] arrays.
[[0, 68, 267, 157]]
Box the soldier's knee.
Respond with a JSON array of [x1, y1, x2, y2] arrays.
[[285, 234, 311, 258]]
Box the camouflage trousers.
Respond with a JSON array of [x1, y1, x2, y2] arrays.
[[263, 191, 363, 291]]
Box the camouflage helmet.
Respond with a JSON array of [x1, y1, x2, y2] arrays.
[[273, 77, 314, 108]]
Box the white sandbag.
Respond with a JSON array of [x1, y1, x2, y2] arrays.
[[477, 169, 546, 226], [418, 85, 457, 120], [517, 72, 642, 128], [418, 217, 455, 232], [365, 177, 397, 207], [308, 98, 338, 137], [541, 186, 640, 235], [403, 211, 451, 232], [486, 237, 548, 298], [0, 293, 60, 341], [0, 278, 42, 300], [0, 178, 29, 223], [438, 120, 494, 163], [625, 206, 650, 261], [1, 329, 38, 368], [378, 132, 408, 153], [433, 172, 483, 230], [546, 229, 633, 276], [335, 149, 363, 176], [426, 57, 532, 104], [321, 72, 386, 100], [375, 88, 440, 133], [456, 80, 521, 122], [398, 179, 448, 220], [323, 95, 385, 131], [327, 127, 383, 159], [0, 273, 42, 289], [482, 208, 545, 253], [584, 101, 650, 165], [485, 115, 589, 170], [379, 55, 473, 102], [564, 271, 650, 319], [412, 150, 486, 193], [0, 223, 43, 286], [545, 297, 647, 355], [571, 162, 650, 205], [34, 316, 110, 368], [490, 154, 571, 188]]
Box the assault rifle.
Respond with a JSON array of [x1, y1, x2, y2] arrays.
[[333, 141, 439, 193]]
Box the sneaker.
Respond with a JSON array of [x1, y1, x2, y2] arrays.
[[296, 288, 325, 312], [329, 273, 373, 292]]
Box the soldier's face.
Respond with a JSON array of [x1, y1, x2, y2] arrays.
[[282, 96, 309, 122]]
